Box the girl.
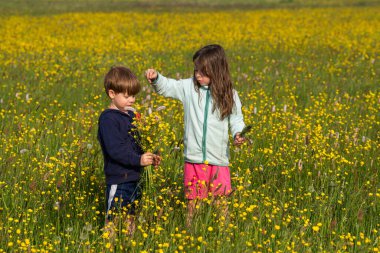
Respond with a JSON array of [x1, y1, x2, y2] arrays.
[[145, 44, 246, 224]]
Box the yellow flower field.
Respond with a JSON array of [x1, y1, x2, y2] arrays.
[[0, 6, 379, 252]]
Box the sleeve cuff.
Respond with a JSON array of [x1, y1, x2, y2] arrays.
[[131, 154, 142, 167], [152, 73, 160, 84]]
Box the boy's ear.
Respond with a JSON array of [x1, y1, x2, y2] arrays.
[[108, 89, 116, 98]]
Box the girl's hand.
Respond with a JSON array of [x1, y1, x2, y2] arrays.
[[145, 69, 158, 84], [140, 152, 154, 166], [234, 133, 245, 146]]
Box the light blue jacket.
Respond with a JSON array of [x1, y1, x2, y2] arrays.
[[152, 73, 245, 166]]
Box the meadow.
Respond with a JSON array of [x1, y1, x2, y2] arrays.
[[0, 2, 379, 252]]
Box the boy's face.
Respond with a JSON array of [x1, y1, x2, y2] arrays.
[[108, 90, 136, 112]]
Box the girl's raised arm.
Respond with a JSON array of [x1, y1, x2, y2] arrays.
[[145, 69, 188, 102]]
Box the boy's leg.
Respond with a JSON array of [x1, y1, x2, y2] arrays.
[[105, 184, 118, 223], [104, 182, 142, 236], [118, 181, 141, 236], [103, 184, 119, 242], [123, 215, 136, 236]]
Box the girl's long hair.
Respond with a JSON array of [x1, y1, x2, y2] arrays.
[[193, 44, 234, 120]]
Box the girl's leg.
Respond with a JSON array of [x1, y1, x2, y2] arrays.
[[184, 163, 207, 228], [186, 199, 196, 228], [214, 197, 229, 224], [210, 166, 231, 225]]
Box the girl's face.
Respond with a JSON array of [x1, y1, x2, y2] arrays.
[[194, 69, 210, 86]]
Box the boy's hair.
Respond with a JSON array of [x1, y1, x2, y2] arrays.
[[104, 66, 141, 96], [193, 44, 234, 120]]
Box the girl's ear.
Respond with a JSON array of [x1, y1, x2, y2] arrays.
[[108, 89, 116, 99]]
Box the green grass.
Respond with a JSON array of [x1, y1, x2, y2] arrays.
[[0, 4, 379, 253]]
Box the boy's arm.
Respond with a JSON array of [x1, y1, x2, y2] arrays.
[[99, 116, 141, 167], [229, 90, 246, 138], [150, 72, 187, 102]]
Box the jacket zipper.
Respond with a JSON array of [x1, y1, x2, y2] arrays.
[[202, 89, 210, 162]]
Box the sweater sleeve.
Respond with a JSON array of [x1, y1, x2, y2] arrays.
[[229, 90, 246, 137], [99, 115, 142, 167], [151, 73, 188, 102]]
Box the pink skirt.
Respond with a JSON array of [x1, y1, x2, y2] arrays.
[[184, 162, 232, 199]]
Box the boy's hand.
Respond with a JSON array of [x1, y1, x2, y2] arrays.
[[234, 133, 245, 146], [140, 152, 155, 166], [153, 154, 162, 168], [145, 69, 158, 84]]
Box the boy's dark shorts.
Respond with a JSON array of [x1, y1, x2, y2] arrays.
[[106, 181, 142, 219]]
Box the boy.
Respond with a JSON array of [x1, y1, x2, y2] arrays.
[[98, 66, 160, 234]]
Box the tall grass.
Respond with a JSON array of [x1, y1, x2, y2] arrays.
[[1, 0, 379, 15]]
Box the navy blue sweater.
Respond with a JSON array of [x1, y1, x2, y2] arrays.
[[98, 109, 143, 185]]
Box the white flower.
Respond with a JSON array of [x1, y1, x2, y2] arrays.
[[138, 216, 146, 223], [54, 236, 61, 243], [124, 106, 136, 112], [83, 223, 93, 232], [156, 105, 166, 112], [298, 159, 303, 171], [80, 231, 89, 240], [20, 149, 28, 154], [54, 202, 60, 210], [308, 185, 315, 193]]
